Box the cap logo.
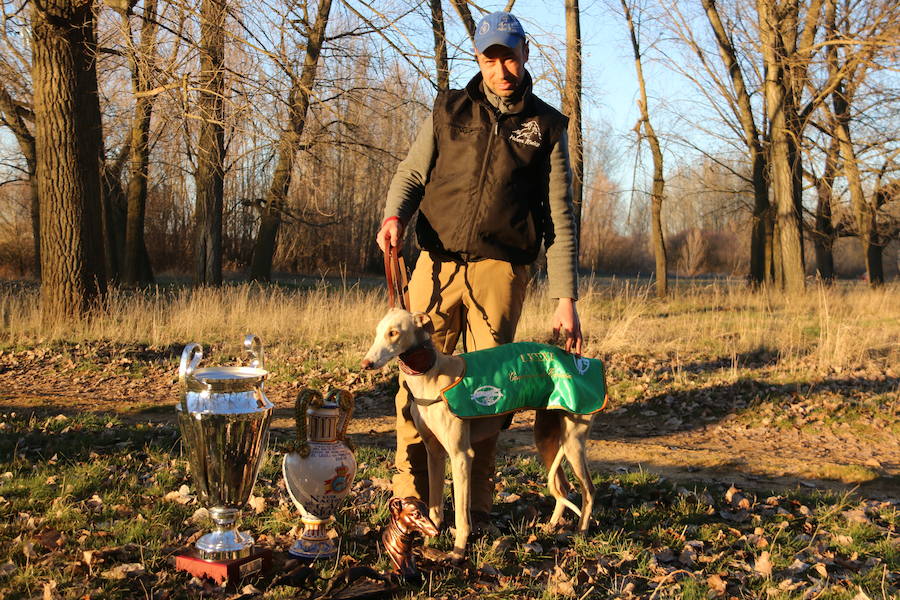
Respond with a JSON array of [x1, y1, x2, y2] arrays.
[[479, 21, 490, 34]]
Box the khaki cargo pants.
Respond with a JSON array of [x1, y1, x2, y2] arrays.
[[393, 251, 528, 514]]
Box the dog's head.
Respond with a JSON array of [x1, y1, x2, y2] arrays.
[[388, 496, 438, 537], [361, 308, 433, 370]]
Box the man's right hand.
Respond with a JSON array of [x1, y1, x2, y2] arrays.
[[376, 217, 404, 252]]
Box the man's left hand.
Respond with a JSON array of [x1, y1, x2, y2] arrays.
[[551, 297, 583, 354]]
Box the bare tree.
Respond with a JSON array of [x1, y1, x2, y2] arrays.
[[249, 0, 333, 282], [430, 0, 450, 90], [0, 84, 38, 277], [698, 0, 772, 286], [194, 0, 227, 285], [31, 0, 107, 321], [562, 0, 583, 246], [118, 0, 160, 286], [621, 0, 667, 297]]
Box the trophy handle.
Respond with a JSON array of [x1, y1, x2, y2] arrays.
[[326, 389, 354, 446], [243, 334, 264, 370], [179, 343, 203, 386], [294, 389, 323, 458]]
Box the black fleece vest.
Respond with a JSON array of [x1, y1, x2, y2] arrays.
[[416, 73, 568, 264]]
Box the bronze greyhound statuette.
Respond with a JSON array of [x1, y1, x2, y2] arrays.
[[381, 497, 438, 580]]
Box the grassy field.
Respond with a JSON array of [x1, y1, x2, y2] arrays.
[[0, 278, 897, 599]]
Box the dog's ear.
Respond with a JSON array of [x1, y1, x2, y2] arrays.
[[413, 312, 435, 335], [388, 496, 404, 518]]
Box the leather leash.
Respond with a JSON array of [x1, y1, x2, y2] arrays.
[[383, 245, 410, 311]]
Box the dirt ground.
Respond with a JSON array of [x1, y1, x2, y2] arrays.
[[1, 345, 897, 499]]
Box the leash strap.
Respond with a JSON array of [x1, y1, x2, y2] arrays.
[[383, 245, 410, 310]]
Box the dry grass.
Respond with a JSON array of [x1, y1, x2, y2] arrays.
[[0, 277, 898, 374]]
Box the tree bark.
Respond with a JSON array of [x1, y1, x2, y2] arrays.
[[194, 0, 226, 285], [249, 0, 333, 281], [563, 0, 583, 250], [758, 0, 805, 292], [813, 137, 838, 281], [430, 0, 449, 91], [31, 0, 107, 323], [123, 0, 158, 286], [622, 0, 667, 297]]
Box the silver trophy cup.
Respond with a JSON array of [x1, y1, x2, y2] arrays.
[[176, 336, 273, 561]]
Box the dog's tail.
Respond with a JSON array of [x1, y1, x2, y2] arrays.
[[547, 445, 582, 518]]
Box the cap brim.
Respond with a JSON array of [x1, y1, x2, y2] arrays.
[[475, 32, 524, 53]]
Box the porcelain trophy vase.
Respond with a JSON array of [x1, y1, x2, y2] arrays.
[[282, 388, 356, 559]]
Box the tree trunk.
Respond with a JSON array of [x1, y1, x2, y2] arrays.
[[758, 0, 805, 292], [813, 138, 838, 281], [563, 0, 583, 250], [700, 0, 771, 286], [194, 0, 226, 285], [31, 0, 107, 323], [430, 0, 449, 90], [0, 85, 40, 277], [622, 0, 667, 297], [123, 0, 158, 286], [249, 0, 333, 281]]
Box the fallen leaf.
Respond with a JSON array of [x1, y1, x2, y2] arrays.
[[833, 534, 853, 546], [21, 541, 36, 559], [101, 563, 145, 579], [679, 546, 697, 566], [841, 509, 870, 524], [706, 574, 727, 597], [248, 495, 266, 515], [547, 565, 576, 598], [812, 562, 828, 578], [42, 580, 60, 600], [754, 551, 773, 577]]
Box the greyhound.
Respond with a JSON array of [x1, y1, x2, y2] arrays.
[[362, 308, 597, 561]]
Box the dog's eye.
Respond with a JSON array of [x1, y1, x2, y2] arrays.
[[388, 329, 399, 339]]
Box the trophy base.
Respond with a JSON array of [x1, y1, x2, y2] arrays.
[[175, 547, 272, 584], [288, 536, 337, 559]]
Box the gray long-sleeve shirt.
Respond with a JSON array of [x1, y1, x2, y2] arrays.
[[383, 82, 579, 300]]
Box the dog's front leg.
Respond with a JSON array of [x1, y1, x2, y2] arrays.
[[425, 442, 446, 529], [446, 436, 473, 562]]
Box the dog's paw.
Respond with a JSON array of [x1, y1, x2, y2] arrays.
[[448, 549, 466, 564]]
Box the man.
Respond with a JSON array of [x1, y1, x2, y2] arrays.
[[375, 11, 582, 523]]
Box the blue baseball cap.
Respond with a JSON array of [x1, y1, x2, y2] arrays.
[[474, 12, 526, 53]]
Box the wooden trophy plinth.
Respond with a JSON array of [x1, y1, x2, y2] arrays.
[[175, 547, 272, 584]]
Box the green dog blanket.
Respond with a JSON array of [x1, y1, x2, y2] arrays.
[[440, 342, 607, 418]]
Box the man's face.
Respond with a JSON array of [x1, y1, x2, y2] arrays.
[[476, 42, 528, 98]]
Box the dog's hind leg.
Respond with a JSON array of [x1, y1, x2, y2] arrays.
[[534, 410, 571, 496], [562, 414, 595, 532], [547, 444, 582, 528]]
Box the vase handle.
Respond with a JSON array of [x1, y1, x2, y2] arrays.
[[326, 388, 354, 448], [294, 388, 323, 458]]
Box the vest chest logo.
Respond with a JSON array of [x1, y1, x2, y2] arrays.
[[471, 385, 504, 406], [509, 120, 542, 147]]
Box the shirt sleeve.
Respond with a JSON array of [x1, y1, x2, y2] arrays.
[[383, 113, 436, 224], [545, 129, 579, 300]]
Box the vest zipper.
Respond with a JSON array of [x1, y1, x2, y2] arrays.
[[469, 110, 503, 249]]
